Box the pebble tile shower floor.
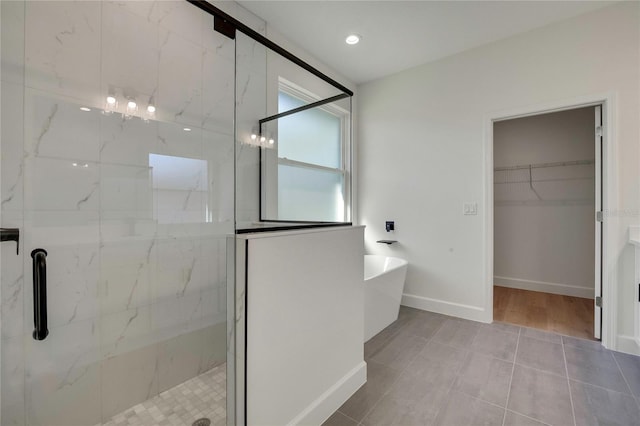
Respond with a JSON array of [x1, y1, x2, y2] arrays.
[[100, 363, 226, 426], [324, 306, 640, 426]]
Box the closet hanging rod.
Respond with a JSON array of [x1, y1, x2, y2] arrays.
[[494, 159, 595, 172]]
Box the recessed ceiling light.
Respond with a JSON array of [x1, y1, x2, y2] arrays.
[[183, 127, 192, 132], [79, 107, 91, 112], [345, 34, 361, 45]]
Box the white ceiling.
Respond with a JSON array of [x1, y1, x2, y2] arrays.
[[238, 1, 613, 84]]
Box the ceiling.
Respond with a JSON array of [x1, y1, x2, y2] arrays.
[[238, 1, 613, 84]]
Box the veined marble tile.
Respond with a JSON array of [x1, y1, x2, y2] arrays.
[[202, 50, 234, 134], [24, 1, 101, 104], [1, 211, 24, 339], [1, 81, 25, 212], [155, 120, 203, 159], [202, 13, 235, 62], [1, 0, 25, 86], [25, 89, 100, 161], [235, 29, 267, 75], [25, 318, 101, 426], [101, 343, 160, 422], [157, 29, 203, 127], [101, 1, 159, 100], [1, 335, 26, 426], [155, 238, 205, 300], [148, 0, 203, 47], [157, 327, 205, 393], [101, 163, 154, 216], [40, 242, 100, 329], [99, 239, 156, 316], [101, 305, 153, 358], [24, 156, 99, 211], [100, 112, 159, 167]]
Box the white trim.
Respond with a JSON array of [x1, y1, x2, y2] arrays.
[[484, 92, 618, 350], [287, 361, 367, 426], [401, 293, 489, 323], [616, 335, 640, 356], [494, 277, 594, 299]]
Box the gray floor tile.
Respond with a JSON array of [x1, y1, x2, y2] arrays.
[[516, 335, 566, 376], [470, 327, 518, 361], [402, 311, 447, 339], [453, 352, 513, 407], [503, 410, 547, 426], [562, 335, 605, 352], [486, 322, 521, 335], [564, 346, 630, 393], [434, 391, 504, 426], [322, 411, 358, 426], [408, 344, 467, 389], [418, 340, 468, 366], [367, 330, 427, 369], [507, 365, 573, 426], [571, 380, 640, 426], [613, 351, 640, 397], [338, 361, 402, 422], [432, 318, 480, 349], [361, 375, 448, 426], [521, 327, 562, 344]]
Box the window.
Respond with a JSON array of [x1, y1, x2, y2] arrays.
[[273, 85, 350, 222]]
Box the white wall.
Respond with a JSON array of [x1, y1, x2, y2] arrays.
[[494, 107, 596, 298], [237, 226, 365, 426], [358, 2, 639, 350]]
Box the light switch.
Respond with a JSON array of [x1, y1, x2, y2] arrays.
[[463, 202, 477, 215]]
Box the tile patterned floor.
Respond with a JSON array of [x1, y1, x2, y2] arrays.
[[101, 363, 226, 426], [324, 307, 640, 426]]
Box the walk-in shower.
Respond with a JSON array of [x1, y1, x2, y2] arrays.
[[1, 1, 353, 425]]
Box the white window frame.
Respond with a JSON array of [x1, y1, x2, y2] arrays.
[[275, 80, 351, 222]]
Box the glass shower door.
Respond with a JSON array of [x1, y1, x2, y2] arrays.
[[1, 1, 235, 425]]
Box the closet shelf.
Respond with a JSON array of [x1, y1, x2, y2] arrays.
[[493, 159, 594, 172]]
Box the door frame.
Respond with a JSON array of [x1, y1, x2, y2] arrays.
[[483, 92, 618, 350]]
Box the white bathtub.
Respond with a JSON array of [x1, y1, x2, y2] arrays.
[[364, 255, 409, 342]]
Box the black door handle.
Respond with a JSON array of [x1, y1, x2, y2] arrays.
[[31, 248, 49, 340], [1, 228, 19, 254]]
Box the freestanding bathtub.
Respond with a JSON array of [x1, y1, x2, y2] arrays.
[[364, 255, 409, 342]]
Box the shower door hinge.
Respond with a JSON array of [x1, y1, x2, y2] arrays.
[[595, 296, 603, 308], [214, 15, 236, 39], [596, 211, 603, 222]]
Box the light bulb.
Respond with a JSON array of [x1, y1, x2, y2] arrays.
[[183, 127, 191, 132], [80, 107, 91, 112], [268, 138, 275, 145], [146, 105, 156, 113], [72, 162, 78, 167], [260, 136, 266, 143], [127, 100, 137, 109], [104, 95, 118, 114], [250, 133, 257, 141], [345, 34, 361, 45]]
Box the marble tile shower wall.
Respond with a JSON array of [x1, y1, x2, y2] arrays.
[[1, 2, 239, 425]]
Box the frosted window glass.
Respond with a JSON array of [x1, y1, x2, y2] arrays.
[[278, 164, 344, 222], [277, 92, 341, 169]]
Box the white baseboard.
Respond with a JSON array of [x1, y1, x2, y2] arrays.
[[494, 276, 594, 299], [616, 335, 640, 356], [401, 293, 489, 323], [289, 361, 367, 426]]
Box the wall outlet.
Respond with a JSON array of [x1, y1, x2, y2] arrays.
[[463, 202, 478, 215]]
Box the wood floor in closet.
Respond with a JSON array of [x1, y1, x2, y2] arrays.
[[493, 285, 595, 340]]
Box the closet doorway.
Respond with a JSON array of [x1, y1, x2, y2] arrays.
[[492, 105, 603, 340]]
